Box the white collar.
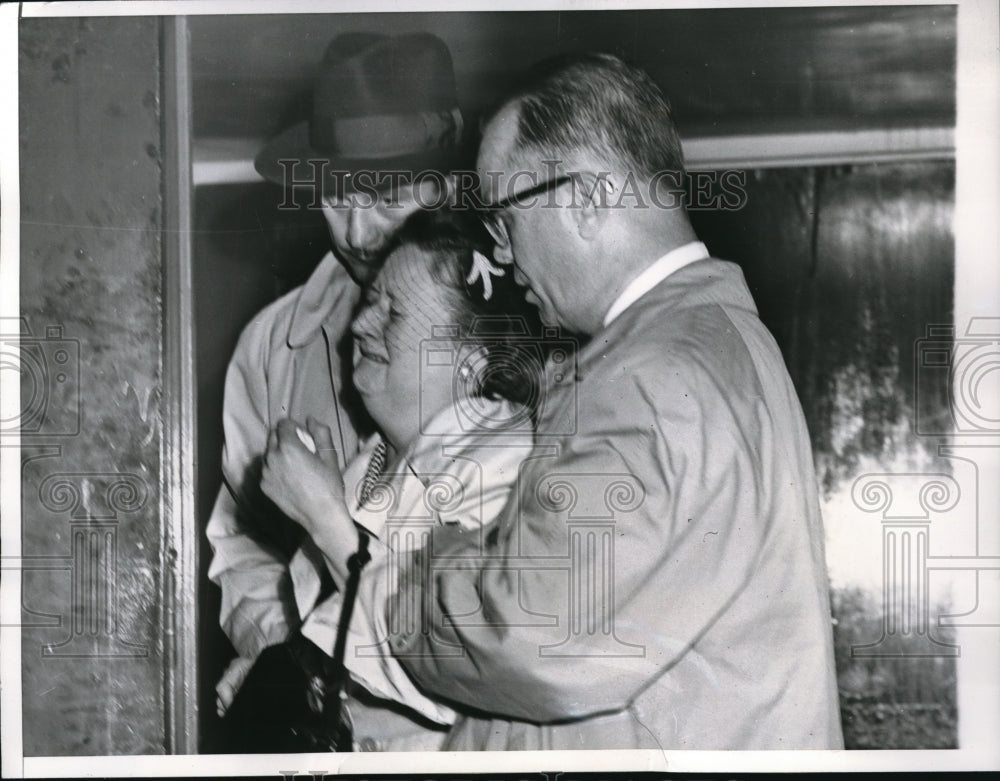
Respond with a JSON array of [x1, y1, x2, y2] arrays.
[[602, 241, 709, 327], [346, 397, 531, 537]]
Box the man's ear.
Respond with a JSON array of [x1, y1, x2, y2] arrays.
[[573, 173, 613, 241], [492, 241, 514, 267]]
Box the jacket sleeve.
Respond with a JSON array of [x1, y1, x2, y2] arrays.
[[333, 433, 535, 724], [390, 357, 776, 723], [205, 318, 297, 660]]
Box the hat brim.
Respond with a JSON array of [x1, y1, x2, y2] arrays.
[[254, 120, 472, 193]]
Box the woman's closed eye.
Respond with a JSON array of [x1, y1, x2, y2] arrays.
[[363, 284, 384, 307]]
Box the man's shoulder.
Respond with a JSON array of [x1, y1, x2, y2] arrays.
[[406, 398, 534, 471], [234, 253, 354, 353], [229, 283, 306, 362], [587, 263, 772, 399], [621, 259, 759, 345], [416, 397, 534, 445], [251, 282, 306, 328]]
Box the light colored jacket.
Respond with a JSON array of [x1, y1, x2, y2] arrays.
[[205, 253, 536, 750], [391, 258, 845, 750], [206, 252, 362, 659], [297, 399, 535, 750]]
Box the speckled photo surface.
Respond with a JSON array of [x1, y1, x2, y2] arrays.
[[1, 0, 997, 777]]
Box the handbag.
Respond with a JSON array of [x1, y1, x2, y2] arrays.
[[220, 534, 372, 754], [221, 440, 385, 753]]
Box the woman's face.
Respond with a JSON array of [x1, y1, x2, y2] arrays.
[[350, 246, 465, 450]]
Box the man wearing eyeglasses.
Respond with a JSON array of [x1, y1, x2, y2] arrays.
[[384, 53, 844, 750]]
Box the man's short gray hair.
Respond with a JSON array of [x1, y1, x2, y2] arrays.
[[505, 52, 685, 180]]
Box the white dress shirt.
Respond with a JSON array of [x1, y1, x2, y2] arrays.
[[602, 240, 709, 327]]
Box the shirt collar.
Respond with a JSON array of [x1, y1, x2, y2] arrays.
[[286, 251, 360, 348], [347, 398, 530, 537], [602, 241, 709, 327]]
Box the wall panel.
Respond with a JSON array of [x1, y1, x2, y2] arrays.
[[18, 16, 168, 756]]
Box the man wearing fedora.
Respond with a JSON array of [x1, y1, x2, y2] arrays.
[[205, 32, 468, 748]]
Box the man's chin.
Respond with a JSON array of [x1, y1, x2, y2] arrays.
[[338, 253, 383, 286]]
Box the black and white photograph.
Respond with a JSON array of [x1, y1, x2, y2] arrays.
[[1, 0, 998, 776]]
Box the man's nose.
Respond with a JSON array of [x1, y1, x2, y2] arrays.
[[346, 205, 379, 251]]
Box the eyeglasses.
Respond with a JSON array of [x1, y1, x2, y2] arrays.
[[481, 175, 573, 250]]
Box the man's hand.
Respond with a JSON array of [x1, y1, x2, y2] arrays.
[[260, 417, 346, 536], [216, 656, 255, 718]]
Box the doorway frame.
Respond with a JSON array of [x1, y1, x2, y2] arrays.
[[161, 14, 199, 755]]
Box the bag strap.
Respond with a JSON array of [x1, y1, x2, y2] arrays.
[[319, 528, 371, 748], [319, 439, 386, 747]]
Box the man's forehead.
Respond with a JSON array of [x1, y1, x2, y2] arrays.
[[323, 176, 435, 204], [477, 103, 522, 192]]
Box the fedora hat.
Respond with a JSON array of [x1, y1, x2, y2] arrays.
[[255, 32, 467, 193]]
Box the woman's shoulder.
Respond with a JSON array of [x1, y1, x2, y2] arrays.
[[429, 397, 534, 439], [406, 397, 534, 470]]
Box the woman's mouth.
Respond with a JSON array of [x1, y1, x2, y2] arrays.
[[353, 338, 389, 365]]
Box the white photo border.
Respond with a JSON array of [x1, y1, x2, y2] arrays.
[[2, 0, 998, 776]]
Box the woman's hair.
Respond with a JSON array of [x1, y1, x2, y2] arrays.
[[394, 208, 551, 417]]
